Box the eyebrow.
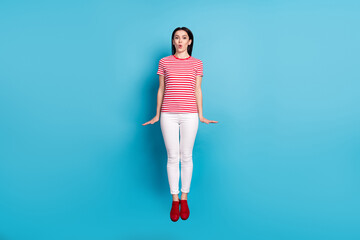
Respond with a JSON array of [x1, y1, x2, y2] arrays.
[[175, 35, 188, 37]]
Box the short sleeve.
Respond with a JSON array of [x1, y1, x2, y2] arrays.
[[195, 60, 203, 77], [157, 59, 164, 76]]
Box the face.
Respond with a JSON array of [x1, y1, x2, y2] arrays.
[[172, 30, 192, 54]]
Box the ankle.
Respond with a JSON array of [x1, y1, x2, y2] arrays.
[[180, 193, 188, 200], [172, 194, 179, 201]]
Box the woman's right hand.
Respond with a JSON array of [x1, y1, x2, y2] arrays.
[[142, 115, 160, 126]]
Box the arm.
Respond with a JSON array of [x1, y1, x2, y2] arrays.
[[195, 75, 218, 124], [155, 75, 165, 117], [142, 75, 165, 125], [195, 75, 204, 119]]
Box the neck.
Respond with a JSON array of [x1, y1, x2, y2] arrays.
[[174, 52, 190, 59]]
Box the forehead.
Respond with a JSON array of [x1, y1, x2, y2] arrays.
[[174, 30, 188, 37]]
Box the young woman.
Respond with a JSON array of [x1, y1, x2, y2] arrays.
[[143, 27, 218, 222]]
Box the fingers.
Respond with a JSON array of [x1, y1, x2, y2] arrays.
[[142, 121, 152, 125], [201, 119, 218, 124], [142, 120, 158, 125]]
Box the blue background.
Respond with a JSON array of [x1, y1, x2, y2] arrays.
[[1, 0, 359, 239]]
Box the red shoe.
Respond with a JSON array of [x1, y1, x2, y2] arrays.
[[170, 200, 180, 222], [180, 199, 190, 220]]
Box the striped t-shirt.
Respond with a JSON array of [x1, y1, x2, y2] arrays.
[[157, 54, 203, 113]]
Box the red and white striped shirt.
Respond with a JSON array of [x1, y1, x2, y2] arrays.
[[157, 54, 203, 113]]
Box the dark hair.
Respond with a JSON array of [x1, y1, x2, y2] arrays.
[[171, 27, 194, 56]]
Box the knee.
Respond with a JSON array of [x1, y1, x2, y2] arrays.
[[180, 151, 193, 163], [167, 150, 179, 163]]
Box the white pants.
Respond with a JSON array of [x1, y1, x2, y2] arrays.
[[160, 112, 199, 194]]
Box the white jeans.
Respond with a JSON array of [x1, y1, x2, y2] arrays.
[[160, 112, 199, 194]]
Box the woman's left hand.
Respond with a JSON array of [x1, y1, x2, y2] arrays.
[[199, 116, 218, 124]]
